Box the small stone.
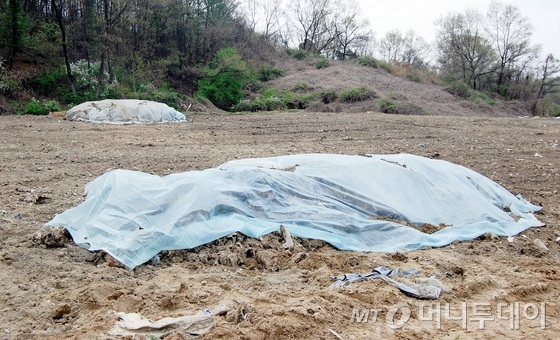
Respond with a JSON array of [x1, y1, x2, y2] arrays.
[[345, 257, 360, 266], [51, 304, 71, 319]]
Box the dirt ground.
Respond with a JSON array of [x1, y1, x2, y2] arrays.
[[0, 111, 559, 339]]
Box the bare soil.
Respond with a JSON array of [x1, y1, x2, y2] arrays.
[[1, 111, 559, 340]]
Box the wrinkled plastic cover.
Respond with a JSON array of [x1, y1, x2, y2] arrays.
[[46, 154, 543, 269], [66, 99, 187, 124]]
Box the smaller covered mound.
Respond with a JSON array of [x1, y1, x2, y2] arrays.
[[66, 99, 188, 124]]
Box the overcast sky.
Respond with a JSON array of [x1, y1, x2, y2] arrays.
[[357, 0, 560, 59]]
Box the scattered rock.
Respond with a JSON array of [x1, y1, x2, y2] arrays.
[[345, 256, 360, 266], [293, 252, 308, 263], [51, 304, 71, 319]]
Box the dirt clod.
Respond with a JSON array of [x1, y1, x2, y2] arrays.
[[34, 227, 71, 247], [50, 304, 71, 319]]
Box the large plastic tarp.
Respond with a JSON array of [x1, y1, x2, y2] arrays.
[[66, 99, 187, 124], [46, 154, 543, 269]]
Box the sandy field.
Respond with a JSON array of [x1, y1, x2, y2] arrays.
[[0, 111, 559, 339]]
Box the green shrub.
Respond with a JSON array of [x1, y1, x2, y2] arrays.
[[547, 102, 560, 117], [288, 49, 307, 60], [315, 57, 330, 69], [260, 96, 286, 111], [357, 57, 378, 68], [379, 99, 397, 113], [339, 86, 377, 103], [260, 87, 281, 98], [378, 60, 393, 73], [320, 89, 338, 104], [395, 102, 426, 115], [496, 85, 508, 97], [282, 91, 301, 109], [292, 82, 311, 92], [24, 98, 60, 115], [196, 48, 250, 110], [0, 59, 23, 97], [445, 81, 472, 99], [0, 78, 19, 96], [379, 98, 426, 115], [43, 100, 60, 112], [297, 93, 318, 108], [406, 71, 422, 83], [135, 82, 184, 109], [231, 87, 332, 112], [469, 91, 496, 106], [232, 99, 257, 112], [33, 68, 67, 97], [259, 65, 285, 81]]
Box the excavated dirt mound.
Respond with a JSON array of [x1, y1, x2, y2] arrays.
[[0, 112, 559, 339]]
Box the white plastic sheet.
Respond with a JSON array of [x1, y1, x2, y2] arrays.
[[66, 99, 187, 124], [46, 154, 543, 269]]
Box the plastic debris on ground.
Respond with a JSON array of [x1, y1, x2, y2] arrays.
[[331, 266, 442, 299], [46, 153, 544, 269], [110, 312, 213, 337]]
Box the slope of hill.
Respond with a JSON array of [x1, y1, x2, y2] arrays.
[[266, 58, 531, 117]]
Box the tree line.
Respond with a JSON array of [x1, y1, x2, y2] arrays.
[[0, 0, 558, 114], [246, 0, 558, 101]]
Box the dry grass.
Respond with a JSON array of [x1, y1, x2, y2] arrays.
[[266, 60, 529, 116]]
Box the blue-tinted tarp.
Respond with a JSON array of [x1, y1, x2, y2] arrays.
[[46, 154, 543, 269]]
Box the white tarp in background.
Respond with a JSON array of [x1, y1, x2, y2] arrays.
[[46, 154, 543, 269], [65, 99, 188, 124]]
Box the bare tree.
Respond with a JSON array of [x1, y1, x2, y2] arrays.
[[239, 0, 259, 32], [436, 10, 497, 90], [401, 30, 431, 67], [537, 54, 560, 98], [239, 0, 282, 41], [486, 0, 535, 89], [378, 29, 404, 64], [261, 0, 282, 40], [291, 0, 336, 54], [331, 0, 371, 60]]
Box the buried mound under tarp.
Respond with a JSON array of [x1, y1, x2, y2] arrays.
[[46, 154, 543, 269], [66, 99, 188, 123]]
